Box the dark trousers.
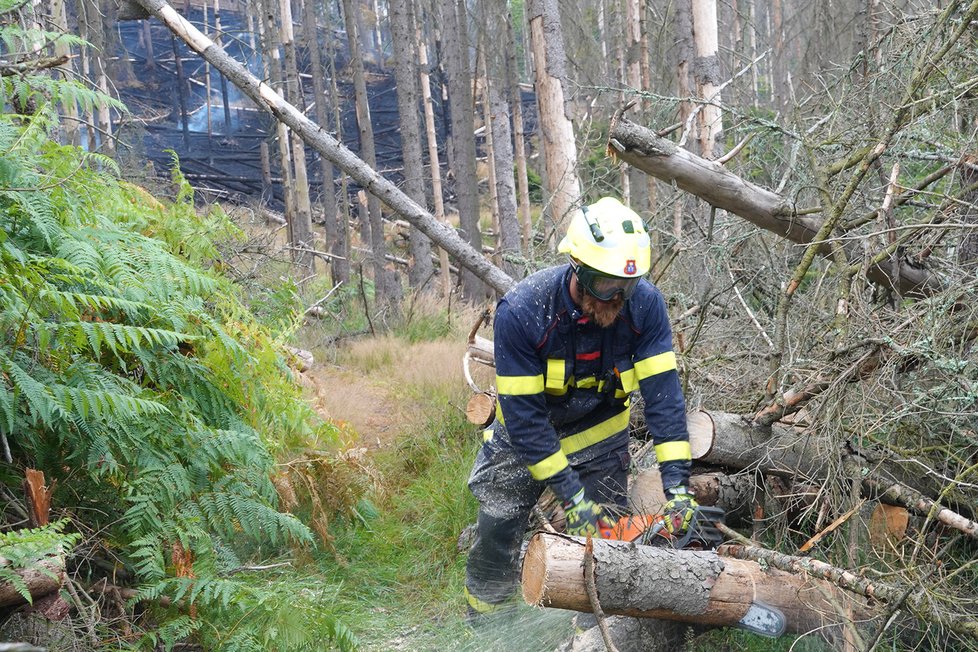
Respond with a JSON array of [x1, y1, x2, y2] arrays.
[[464, 437, 629, 610]]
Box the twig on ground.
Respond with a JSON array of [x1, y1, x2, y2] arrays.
[[799, 499, 865, 553]]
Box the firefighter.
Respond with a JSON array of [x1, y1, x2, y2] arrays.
[[464, 197, 697, 618]]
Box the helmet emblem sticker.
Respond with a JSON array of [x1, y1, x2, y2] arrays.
[[624, 259, 637, 275]]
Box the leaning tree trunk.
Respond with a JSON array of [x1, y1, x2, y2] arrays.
[[389, 0, 434, 291], [523, 532, 879, 640], [129, 0, 515, 295], [606, 115, 943, 297], [526, 0, 581, 244]]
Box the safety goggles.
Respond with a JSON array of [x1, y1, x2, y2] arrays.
[[574, 264, 641, 301]]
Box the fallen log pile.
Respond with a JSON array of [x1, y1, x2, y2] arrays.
[[523, 532, 878, 641]]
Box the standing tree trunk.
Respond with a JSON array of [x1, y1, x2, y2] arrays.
[[482, 0, 520, 279], [390, 0, 434, 291], [526, 0, 581, 244], [257, 0, 295, 229], [674, 0, 695, 151], [771, 0, 784, 109], [214, 0, 231, 130], [503, 9, 532, 252], [438, 0, 487, 300], [624, 0, 649, 214], [51, 0, 79, 146], [301, 0, 341, 281], [691, 0, 724, 159], [280, 0, 315, 269], [343, 0, 402, 316], [77, 0, 114, 155], [416, 19, 452, 296]]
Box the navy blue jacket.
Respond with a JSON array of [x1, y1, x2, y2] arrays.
[[492, 264, 692, 502]]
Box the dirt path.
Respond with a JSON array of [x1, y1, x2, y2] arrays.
[[294, 335, 478, 448], [299, 363, 406, 448]]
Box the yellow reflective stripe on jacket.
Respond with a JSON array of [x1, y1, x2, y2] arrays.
[[655, 440, 692, 463], [545, 358, 567, 394], [465, 586, 507, 614], [527, 449, 569, 480], [496, 374, 544, 395], [483, 428, 493, 442], [619, 368, 638, 393], [634, 351, 677, 380], [558, 408, 630, 456]]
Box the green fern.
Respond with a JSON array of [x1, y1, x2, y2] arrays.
[[0, 36, 358, 650]]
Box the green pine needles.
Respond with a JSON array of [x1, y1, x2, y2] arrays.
[[0, 46, 356, 651]]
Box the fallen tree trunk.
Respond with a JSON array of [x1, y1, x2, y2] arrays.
[[718, 543, 978, 642], [522, 532, 878, 639], [132, 0, 516, 297], [607, 115, 942, 297], [0, 556, 65, 608]]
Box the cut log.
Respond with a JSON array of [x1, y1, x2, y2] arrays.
[[465, 392, 496, 427], [0, 556, 65, 608], [522, 532, 878, 638]]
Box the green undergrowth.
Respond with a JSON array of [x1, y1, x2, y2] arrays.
[[0, 50, 358, 650], [318, 378, 480, 647]]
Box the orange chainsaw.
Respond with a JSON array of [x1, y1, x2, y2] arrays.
[[598, 505, 726, 549]]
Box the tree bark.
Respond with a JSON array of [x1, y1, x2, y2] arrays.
[[522, 532, 878, 638], [389, 0, 434, 290], [607, 115, 943, 297], [415, 20, 452, 296], [130, 0, 515, 295], [52, 0, 79, 146], [482, 0, 520, 280], [526, 0, 581, 244], [691, 0, 723, 158], [503, 11, 532, 252], [300, 0, 341, 280], [0, 556, 65, 608], [279, 0, 315, 265], [438, 0, 487, 301], [257, 0, 295, 230], [343, 0, 402, 316]]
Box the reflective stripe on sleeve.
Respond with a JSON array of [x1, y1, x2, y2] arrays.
[[654, 440, 692, 463], [527, 449, 569, 480], [634, 351, 677, 380], [619, 367, 638, 393], [558, 408, 630, 456], [496, 374, 544, 395]]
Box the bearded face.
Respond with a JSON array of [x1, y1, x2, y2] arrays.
[[581, 291, 625, 328]]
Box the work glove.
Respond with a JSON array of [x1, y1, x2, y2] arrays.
[[563, 488, 612, 537], [662, 486, 698, 536]]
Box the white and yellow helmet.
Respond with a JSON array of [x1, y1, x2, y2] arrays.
[[558, 197, 651, 300]]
